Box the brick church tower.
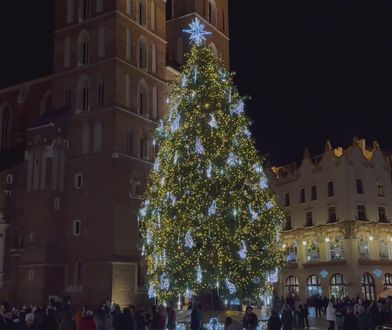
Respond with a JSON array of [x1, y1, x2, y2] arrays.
[[0, 0, 229, 307]]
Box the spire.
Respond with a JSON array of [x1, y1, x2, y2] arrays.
[[325, 139, 332, 151]]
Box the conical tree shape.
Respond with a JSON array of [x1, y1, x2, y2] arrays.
[[138, 43, 285, 302]]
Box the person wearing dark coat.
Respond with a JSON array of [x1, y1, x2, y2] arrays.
[[242, 306, 258, 330], [111, 305, 121, 330], [342, 306, 358, 330], [41, 308, 57, 330], [58, 310, 77, 330], [134, 309, 145, 330], [118, 309, 134, 330], [190, 304, 202, 330], [267, 310, 281, 330], [280, 304, 293, 330]]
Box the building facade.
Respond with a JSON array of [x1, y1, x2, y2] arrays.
[[0, 0, 229, 307], [270, 138, 392, 302]]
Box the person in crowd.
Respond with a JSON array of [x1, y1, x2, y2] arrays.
[[41, 308, 57, 330], [295, 305, 304, 328], [97, 303, 110, 330], [190, 303, 202, 330], [334, 299, 344, 330], [322, 296, 329, 314], [280, 304, 293, 330], [303, 304, 309, 328], [17, 313, 37, 330], [242, 306, 258, 330], [326, 301, 336, 330], [166, 302, 176, 330], [267, 309, 281, 330], [111, 305, 121, 330], [375, 303, 388, 329], [342, 305, 358, 330], [73, 308, 85, 330], [58, 310, 76, 330], [315, 295, 323, 318], [79, 311, 97, 330], [224, 317, 241, 330], [134, 308, 145, 330], [118, 308, 134, 330], [357, 305, 370, 330]]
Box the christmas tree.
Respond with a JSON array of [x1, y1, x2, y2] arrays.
[[138, 18, 285, 303]]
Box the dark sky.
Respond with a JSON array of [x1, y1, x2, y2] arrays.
[[1, 1, 392, 164]]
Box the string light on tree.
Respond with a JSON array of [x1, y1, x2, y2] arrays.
[[138, 18, 285, 302]]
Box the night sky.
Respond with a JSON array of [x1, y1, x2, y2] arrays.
[[1, 1, 392, 164]]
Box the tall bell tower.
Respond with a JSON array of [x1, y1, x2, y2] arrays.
[[166, 0, 229, 69]]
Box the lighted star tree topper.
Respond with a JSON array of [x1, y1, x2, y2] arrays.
[[138, 18, 285, 302]]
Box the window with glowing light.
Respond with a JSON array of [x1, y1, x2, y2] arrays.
[[306, 240, 320, 262], [384, 273, 392, 290], [361, 273, 375, 300], [307, 274, 322, 297], [329, 236, 344, 261], [358, 237, 370, 259], [285, 276, 299, 297], [330, 273, 347, 299]]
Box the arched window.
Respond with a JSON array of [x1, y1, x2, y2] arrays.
[[380, 240, 391, 260], [151, 0, 156, 31], [97, 77, 104, 108], [64, 37, 71, 67], [176, 37, 183, 65], [0, 104, 11, 151], [82, 123, 90, 154], [361, 273, 375, 300], [126, 29, 132, 60], [40, 90, 52, 115], [64, 83, 71, 108], [67, 0, 74, 23], [126, 0, 132, 15], [130, 174, 141, 196], [80, 0, 91, 21], [77, 30, 90, 65], [328, 236, 344, 261], [285, 276, 299, 297], [284, 192, 290, 207], [209, 42, 218, 58], [330, 273, 347, 299], [140, 136, 148, 159], [126, 75, 132, 108], [138, 0, 146, 25], [151, 45, 157, 74], [208, 0, 217, 26], [126, 127, 133, 154], [96, 0, 103, 13], [384, 273, 392, 290], [93, 120, 102, 152], [137, 79, 148, 115], [307, 274, 322, 297], [286, 241, 297, 263], [306, 240, 320, 262], [152, 86, 158, 119], [76, 75, 90, 112], [138, 37, 148, 70], [98, 27, 105, 58]]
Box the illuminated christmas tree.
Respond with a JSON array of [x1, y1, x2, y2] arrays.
[[138, 18, 285, 303]]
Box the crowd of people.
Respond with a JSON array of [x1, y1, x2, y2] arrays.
[[263, 294, 392, 330], [0, 299, 178, 330]]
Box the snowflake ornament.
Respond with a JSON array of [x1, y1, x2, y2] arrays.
[[183, 18, 212, 46]]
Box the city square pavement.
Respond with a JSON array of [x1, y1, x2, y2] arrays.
[[178, 308, 330, 329]]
